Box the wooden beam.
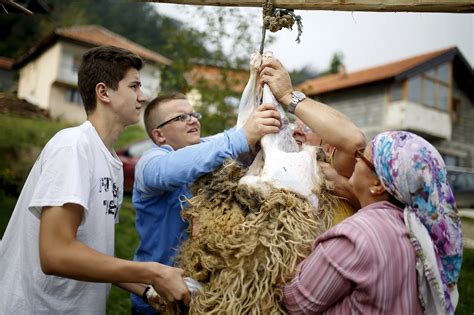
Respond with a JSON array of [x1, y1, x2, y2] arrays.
[[0, 0, 33, 15], [142, 0, 474, 13]]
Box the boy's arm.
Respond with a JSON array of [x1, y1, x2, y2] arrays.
[[141, 104, 280, 192], [39, 203, 190, 304]]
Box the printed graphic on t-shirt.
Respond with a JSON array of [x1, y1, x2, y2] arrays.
[[99, 177, 119, 219]]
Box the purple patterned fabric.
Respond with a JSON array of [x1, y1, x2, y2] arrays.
[[371, 131, 463, 313]]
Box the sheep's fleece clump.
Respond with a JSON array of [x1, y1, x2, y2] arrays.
[[163, 160, 343, 314]]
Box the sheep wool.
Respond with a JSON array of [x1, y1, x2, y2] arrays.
[[164, 160, 343, 314]]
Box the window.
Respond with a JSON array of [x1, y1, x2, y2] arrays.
[[408, 76, 421, 104], [438, 85, 449, 111], [424, 79, 435, 107], [443, 155, 458, 167], [66, 88, 83, 105], [72, 56, 81, 72], [451, 97, 461, 124], [439, 63, 450, 82], [390, 83, 403, 101], [406, 62, 452, 111]]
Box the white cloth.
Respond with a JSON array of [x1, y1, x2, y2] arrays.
[[0, 121, 123, 314]]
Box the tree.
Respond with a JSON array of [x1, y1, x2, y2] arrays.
[[0, 1, 273, 136], [328, 51, 344, 74], [290, 64, 319, 85], [158, 6, 268, 136]]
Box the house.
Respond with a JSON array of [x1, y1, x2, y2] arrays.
[[14, 25, 171, 124], [0, 57, 15, 92], [298, 47, 474, 170], [186, 61, 248, 94], [184, 61, 249, 110]]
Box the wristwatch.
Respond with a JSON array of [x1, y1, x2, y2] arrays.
[[288, 91, 306, 114]]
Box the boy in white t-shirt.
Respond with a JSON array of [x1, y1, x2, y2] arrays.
[[0, 46, 190, 314]]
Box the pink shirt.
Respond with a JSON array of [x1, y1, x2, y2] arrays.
[[283, 201, 423, 314]]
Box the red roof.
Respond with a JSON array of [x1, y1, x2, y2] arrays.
[[56, 25, 171, 65], [298, 47, 454, 96], [188, 64, 248, 93], [0, 57, 14, 70]]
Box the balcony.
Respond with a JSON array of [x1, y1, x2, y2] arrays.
[[385, 100, 452, 140]]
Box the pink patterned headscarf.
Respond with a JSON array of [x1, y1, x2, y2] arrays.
[[372, 131, 463, 314]]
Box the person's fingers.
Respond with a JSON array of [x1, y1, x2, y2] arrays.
[[257, 103, 276, 111], [255, 115, 280, 127], [260, 66, 277, 77], [259, 58, 281, 72], [256, 109, 280, 120], [263, 125, 280, 134]]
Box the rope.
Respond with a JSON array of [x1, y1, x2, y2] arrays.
[[262, 0, 303, 43]]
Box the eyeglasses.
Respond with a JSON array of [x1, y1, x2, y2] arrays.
[[354, 149, 376, 172], [155, 112, 202, 129]]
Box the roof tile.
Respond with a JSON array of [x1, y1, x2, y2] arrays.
[[0, 57, 14, 70], [56, 25, 171, 65], [298, 47, 453, 96]]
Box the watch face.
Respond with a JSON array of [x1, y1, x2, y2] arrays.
[[293, 91, 306, 99]]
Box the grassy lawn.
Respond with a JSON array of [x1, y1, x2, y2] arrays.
[[106, 195, 140, 314]]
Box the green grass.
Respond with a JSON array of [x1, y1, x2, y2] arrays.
[[115, 124, 148, 150], [107, 196, 140, 314], [0, 191, 16, 237], [458, 247, 474, 314], [0, 114, 71, 148], [0, 113, 146, 151]]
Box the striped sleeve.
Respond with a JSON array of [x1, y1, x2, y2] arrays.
[[283, 232, 366, 314]]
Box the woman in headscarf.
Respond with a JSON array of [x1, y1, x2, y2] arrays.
[[259, 57, 463, 314], [282, 131, 463, 314]]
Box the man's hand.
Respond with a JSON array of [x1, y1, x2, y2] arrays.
[[243, 103, 281, 148], [150, 263, 191, 306], [259, 57, 293, 107]]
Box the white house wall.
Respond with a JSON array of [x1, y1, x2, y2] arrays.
[[18, 43, 61, 109], [140, 64, 161, 99], [57, 42, 88, 86], [49, 84, 87, 124]]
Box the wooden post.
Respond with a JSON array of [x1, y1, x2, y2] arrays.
[[0, 0, 33, 14], [141, 0, 474, 13]]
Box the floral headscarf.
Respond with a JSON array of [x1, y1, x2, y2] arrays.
[[371, 131, 463, 314]]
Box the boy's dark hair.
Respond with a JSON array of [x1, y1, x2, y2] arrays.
[[78, 46, 143, 114], [144, 92, 187, 140]]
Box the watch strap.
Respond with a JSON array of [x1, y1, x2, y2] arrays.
[[288, 92, 305, 114]]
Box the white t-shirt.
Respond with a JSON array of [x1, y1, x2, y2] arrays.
[[0, 121, 123, 314]]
